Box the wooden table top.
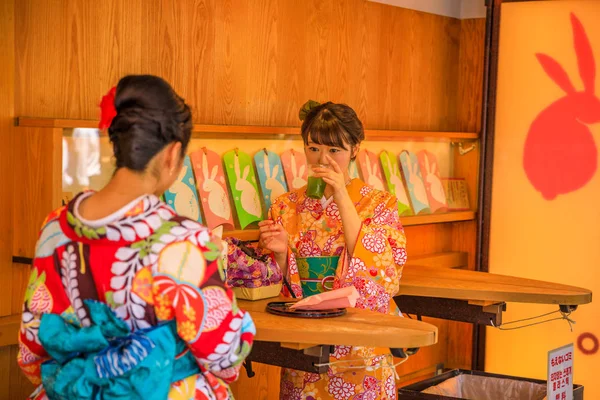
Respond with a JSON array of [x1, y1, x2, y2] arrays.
[[399, 265, 592, 305], [238, 297, 438, 349], [2, 266, 590, 348]]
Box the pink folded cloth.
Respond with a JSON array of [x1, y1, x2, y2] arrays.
[[289, 286, 360, 310]]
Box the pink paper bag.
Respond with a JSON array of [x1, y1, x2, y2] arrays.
[[289, 286, 360, 310]]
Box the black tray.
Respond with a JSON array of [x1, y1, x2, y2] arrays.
[[266, 301, 346, 318]]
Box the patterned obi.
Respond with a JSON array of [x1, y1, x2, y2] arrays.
[[39, 300, 200, 399], [296, 256, 340, 297]]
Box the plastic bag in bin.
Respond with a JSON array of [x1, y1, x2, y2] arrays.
[[421, 374, 547, 400]]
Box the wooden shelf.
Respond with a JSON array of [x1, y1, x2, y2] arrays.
[[402, 210, 475, 225], [16, 117, 479, 141], [222, 211, 476, 241]]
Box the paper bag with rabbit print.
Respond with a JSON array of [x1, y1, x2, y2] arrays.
[[223, 150, 263, 229], [417, 150, 448, 213], [378, 150, 413, 216], [190, 149, 234, 230], [399, 150, 431, 215], [348, 159, 360, 180], [356, 150, 386, 192], [163, 155, 203, 223], [280, 149, 308, 191], [254, 150, 288, 215]]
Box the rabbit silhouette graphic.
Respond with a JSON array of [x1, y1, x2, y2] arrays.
[[405, 157, 429, 206], [348, 159, 360, 179], [169, 163, 201, 222], [422, 152, 446, 204], [361, 151, 385, 191], [281, 149, 307, 190], [382, 152, 409, 205], [263, 153, 287, 202], [290, 153, 307, 189], [201, 152, 231, 220], [524, 13, 600, 200], [234, 154, 262, 218]]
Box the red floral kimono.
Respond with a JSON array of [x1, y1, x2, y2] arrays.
[[18, 191, 255, 399]]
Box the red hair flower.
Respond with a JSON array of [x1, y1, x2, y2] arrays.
[[99, 86, 117, 131]]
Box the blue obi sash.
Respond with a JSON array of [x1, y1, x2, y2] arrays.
[[39, 300, 200, 400]]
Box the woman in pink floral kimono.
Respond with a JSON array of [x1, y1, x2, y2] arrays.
[[18, 75, 255, 400], [259, 101, 407, 400]]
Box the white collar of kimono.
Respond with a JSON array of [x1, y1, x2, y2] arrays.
[[73, 191, 154, 228], [317, 178, 354, 208], [319, 195, 334, 209]]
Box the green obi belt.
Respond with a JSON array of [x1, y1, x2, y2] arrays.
[[296, 256, 340, 297]]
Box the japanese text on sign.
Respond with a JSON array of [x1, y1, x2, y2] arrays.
[[548, 344, 573, 400]]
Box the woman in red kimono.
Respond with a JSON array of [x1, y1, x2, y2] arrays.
[[18, 75, 255, 400], [259, 101, 407, 400]]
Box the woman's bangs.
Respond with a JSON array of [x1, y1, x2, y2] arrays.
[[308, 123, 350, 150]]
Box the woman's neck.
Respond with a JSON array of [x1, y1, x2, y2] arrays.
[[77, 169, 157, 220]]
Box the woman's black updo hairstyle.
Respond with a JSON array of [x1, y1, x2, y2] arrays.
[[299, 100, 364, 160], [108, 75, 193, 172]]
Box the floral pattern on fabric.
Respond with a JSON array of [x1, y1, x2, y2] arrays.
[[17, 191, 254, 399], [271, 179, 406, 400]]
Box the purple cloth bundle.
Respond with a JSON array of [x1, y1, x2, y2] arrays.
[[225, 237, 283, 289]]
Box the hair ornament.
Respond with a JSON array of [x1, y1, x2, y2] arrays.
[[299, 99, 321, 121], [99, 86, 117, 130]]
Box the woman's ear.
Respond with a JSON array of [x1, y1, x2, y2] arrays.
[[351, 145, 360, 161], [166, 141, 183, 175]]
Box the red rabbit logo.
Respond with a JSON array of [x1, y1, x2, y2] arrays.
[[523, 13, 600, 200]]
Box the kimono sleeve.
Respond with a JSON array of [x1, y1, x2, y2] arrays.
[[346, 195, 407, 314], [17, 259, 53, 386], [151, 228, 255, 383], [18, 214, 72, 386], [268, 202, 303, 299]]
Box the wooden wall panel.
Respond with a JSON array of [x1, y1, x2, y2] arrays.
[[15, 1, 144, 120], [404, 225, 454, 257], [0, 0, 15, 318], [11, 263, 29, 316], [15, 0, 463, 131], [12, 127, 62, 259], [456, 18, 486, 210], [457, 18, 486, 133]]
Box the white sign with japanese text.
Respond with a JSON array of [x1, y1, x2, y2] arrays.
[[548, 343, 573, 400]]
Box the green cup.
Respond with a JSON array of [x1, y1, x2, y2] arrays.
[[306, 164, 327, 199], [296, 256, 340, 296], [306, 176, 326, 199]]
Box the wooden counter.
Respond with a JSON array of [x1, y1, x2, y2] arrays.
[[239, 297, 438, 350], [1, 266, 590, 348], [400, 265, 592, 305], [238, 297, 437, 373]]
